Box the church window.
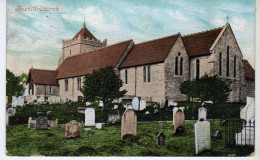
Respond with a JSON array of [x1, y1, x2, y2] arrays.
[[147, 65, 151, 82], [226, 46, 230, 77], [29, 83, 34, 95], [143, 66, 146, 82], [77, 77, 81, 90], [219, 52, 222, 75], [234, 55, 237, 78], [65, 79, 68, 91], [49, 86, 52, 94], [175, 57, 178, 75], [125, 69, 128, 84], [180, 57, 183, 75], [196, 59, 200, 80]]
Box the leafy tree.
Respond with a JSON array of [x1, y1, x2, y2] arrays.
[[6, 69, 25, 103], [180, 75, 232, 104], [81, 66, 127, 106], [18, 73, 28, 84]]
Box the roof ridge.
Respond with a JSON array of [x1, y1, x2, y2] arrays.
[[30, 68, 57, 72], [135, 33, 180, 45], [183, 26, 224, 37]]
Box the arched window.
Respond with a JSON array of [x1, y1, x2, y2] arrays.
[[180, 57, 183, 75], [219, 52, 222, 75], [196, 59, 200, 80], [234, 55, 236, 78], [125, 69, 128, 84], [175, 57, 178, 75], [226, 46, 229, 77], [65, 79, 68, 91], [147, 66, 151, 82]]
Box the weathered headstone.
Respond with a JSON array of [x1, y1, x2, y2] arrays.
[[86, 102, 91, 106], [194, 120, 211, 154], [108, 111, 121, 123], [85, 108, 95, 126], [12, 97, 19, 107], [17, 96, 24, 106], [114, 105, 118, 109], [65, 120, 81, 138], [36, 116, 48, 130], [140, 99, 146, 110], [99, 101, 104, 107], [145, 111, 150, 115], [156, 132, 165, 145], [214, 131, 222, 139], [173, 109, 185, 134], [154, 109, 159, 114], [172, 107, 179, 125], [95, 123, 102, 129], [47, 111, 52, 117], [132, 97, 140, 110], [121, 109, 137, 138], [198, 107, 207, 121]]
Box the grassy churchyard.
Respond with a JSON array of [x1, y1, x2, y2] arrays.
[[6, 102, 253, 156]]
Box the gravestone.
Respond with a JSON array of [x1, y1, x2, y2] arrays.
[[114, 105, 118, 109], [214, 131, 222, 139], [121, 109, 137, 138], [12, 97, 19, 107], [86, 102, 91, 106], [154, 109, 159, 114], [37, 112, 44, 117], [140, 99, 146, 110], [156, 132, 165, 145], [47, 111, 52, 116], [84, 128, 92, 132], [17, 96, 24, 106], [108, 111, 121, 123], [85, 108, 95, 126], [168, 101, 174, 107], [99, 101, 104, 107], [198, 107, 207, 121], [145, 111, 150, 115], [172, 107, 179, 125], [194, 120, 211, 154], [36, 116, 48, 130], [173, 109, 185, 134], [132, 97, 140, 110], [95, 123, 102, 129], [65, 120, 81, 138]]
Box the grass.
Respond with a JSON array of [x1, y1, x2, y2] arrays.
[[6, 120, 254, 156]]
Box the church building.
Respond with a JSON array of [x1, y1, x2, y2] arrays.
[[25, 21, 255, 104]]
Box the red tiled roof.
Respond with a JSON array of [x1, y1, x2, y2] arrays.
[[73, 27, 97, 40], [120, 34, 180, 68], [182, 27, 223, 57], [26, 69, 59, 85], [242, 60, 255, 80], [56, 40, 132, 79]]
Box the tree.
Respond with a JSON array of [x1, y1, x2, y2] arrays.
[[180, 75, 232, 104], [6, 69, 25, 103], [81, 66, 127, 106]]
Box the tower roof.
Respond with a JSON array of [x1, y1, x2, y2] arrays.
[[73, 21, 97, 40]]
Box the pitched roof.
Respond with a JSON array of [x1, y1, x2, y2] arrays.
[[182, 27, 223, 57], [242, 60, 255, 80], [73, 26, 97, 40], [56, 40, 132, 79], [120, 34, 180, 68], [26, 69, 59, 85]]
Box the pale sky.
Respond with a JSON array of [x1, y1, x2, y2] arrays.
[[6, 0, 255, 75]]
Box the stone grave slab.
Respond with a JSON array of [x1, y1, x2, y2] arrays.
[[36, 116, 48, 130], [194, 121, 211, 154], [156, 132, 165, 145], [140, 99, 146, 110], [85, 108, 95, 126], [172, 107, 179, 125], [198, 107, 207, 121], [132, 97, 139, 110], [121, 109, 137, 138], [65, 120, 81, 138], [173, 109, 185, 134], [95, 123, 102, 129]]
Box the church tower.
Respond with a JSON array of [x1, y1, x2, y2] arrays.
[[58, 21, 107, 65]]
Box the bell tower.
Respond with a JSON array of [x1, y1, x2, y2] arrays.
[[58, 20, 107, 65]]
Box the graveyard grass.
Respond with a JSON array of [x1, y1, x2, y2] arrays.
[[6, 120, 253, 156]]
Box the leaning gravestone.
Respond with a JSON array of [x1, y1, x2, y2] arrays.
[[132, 97, 139, 110], [121, 109, 137, 138], [173, 109, 185, 134], [85, 108, 95, 126], [198, 107, 207, 121], [172, 107, 179, 125], [65, 120, 81, 138], [194, 120, 211, 154], [156, 132, 165, 145], [95, 123, 102, 129], [36, 116, 48, 130]]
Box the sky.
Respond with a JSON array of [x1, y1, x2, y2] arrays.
[[6, 0, 255, 75]]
